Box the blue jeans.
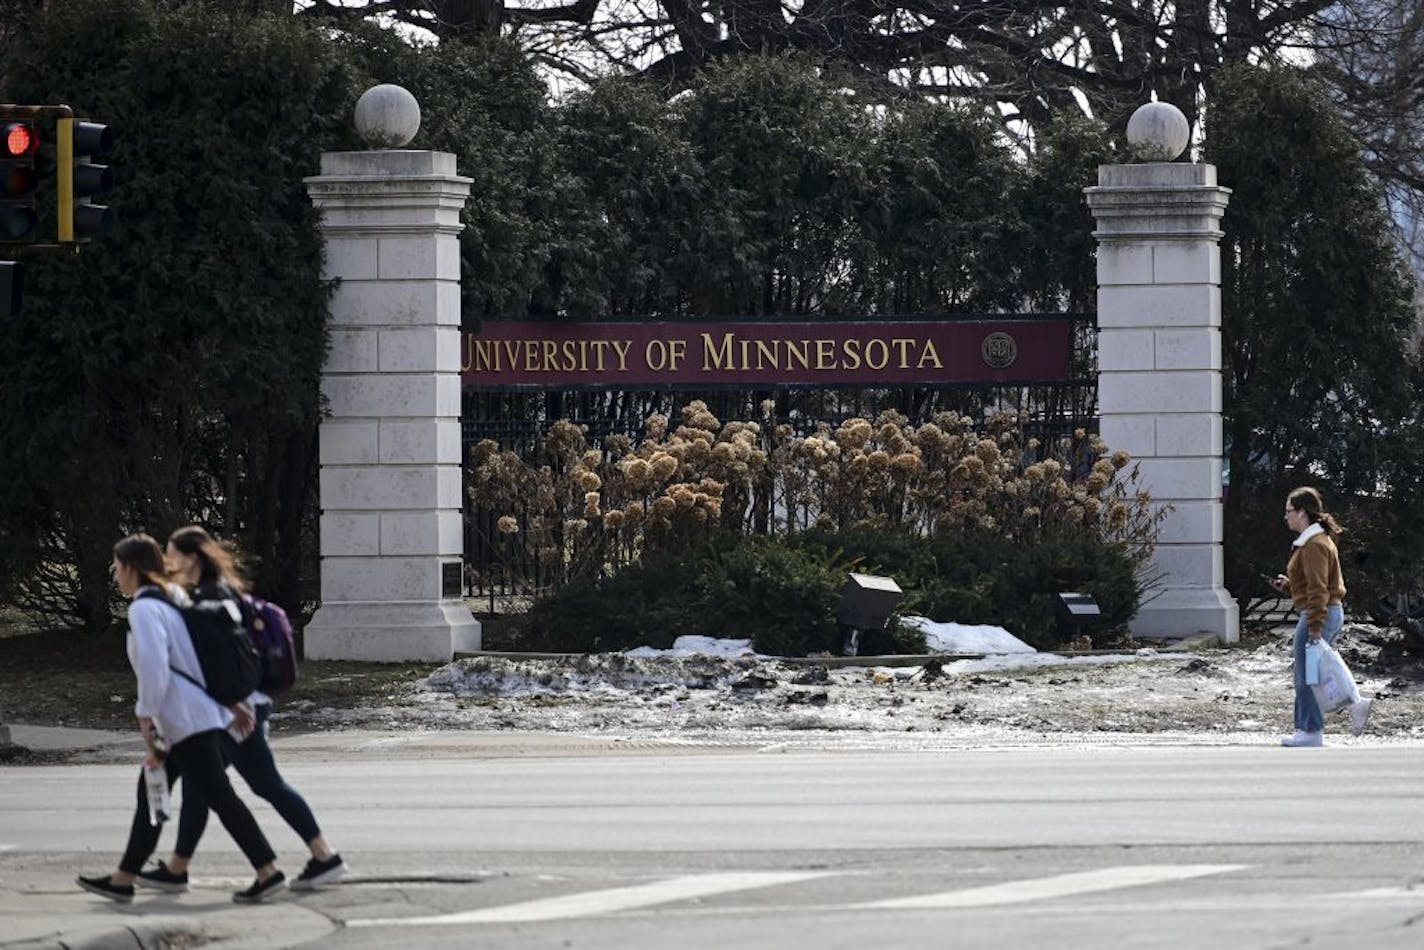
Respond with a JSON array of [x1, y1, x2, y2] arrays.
[[1293, 604, 1345, 732], [175, 704, 322, 857]]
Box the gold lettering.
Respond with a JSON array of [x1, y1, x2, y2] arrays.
[[542, 340, 558, 371], [669, 338, 687, 370], [577, 339, 590, 372], [645, 339, 668, 371], [611, 339, 630, 371], [785, 339, 809, 370], [561, 339, 578, 371], [865, 339, 888, 370], [522, 340, 540, 371], [501, 340, 519, 372], [739, 338, 751, 371], [841, 338, 862, 370], [755, 340, 777, 370], [469, 338, 492, 373], [892, 338, 914, 369], [917, 339, 943, 369], [589, 340, 607, 371], [702, 332, 733, 371], [816, 339, 835, 370]]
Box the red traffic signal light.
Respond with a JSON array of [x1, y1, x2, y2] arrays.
[[0, 120, 39, 241], [5, 122, 37, 157]]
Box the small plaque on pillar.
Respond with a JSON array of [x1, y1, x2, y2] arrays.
[[441, 561, 463, 599]]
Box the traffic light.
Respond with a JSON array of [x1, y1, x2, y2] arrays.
[[58, 117, 112, 241], [0, 120, 39, 242]]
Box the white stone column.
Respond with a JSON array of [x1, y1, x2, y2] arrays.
[[1084, 103, 1239, 643], [301, 86, 479, 661]]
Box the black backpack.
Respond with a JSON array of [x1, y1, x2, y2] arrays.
[[136, 588, 262, 706]]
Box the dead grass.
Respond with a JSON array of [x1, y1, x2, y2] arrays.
[[0, 628, 135, 730]]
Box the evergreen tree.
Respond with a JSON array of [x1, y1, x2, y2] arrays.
[[0, 0, 361, 627], [1206, 65, 1424, 602]]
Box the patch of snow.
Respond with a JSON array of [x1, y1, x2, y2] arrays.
[[944, 652, 1167, 675], [626, 636, 757, 658], [901, 615, 1035, 654]]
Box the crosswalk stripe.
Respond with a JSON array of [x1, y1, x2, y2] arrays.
[[1347, 886, 1424, 900], [862, 864, 1247, 910], [348, 871, 835, 926]]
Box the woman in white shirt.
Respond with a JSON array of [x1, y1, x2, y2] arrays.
[[77, 533, 286, 904], [131, 525, 346, 894]]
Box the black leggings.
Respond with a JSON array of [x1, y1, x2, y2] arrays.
[[118, 729, 276, 874], [175, 704, 321, 857]]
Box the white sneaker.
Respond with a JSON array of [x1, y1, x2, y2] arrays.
[[1281, 730, 1323, 747], [1349, 699, 1373, 737]]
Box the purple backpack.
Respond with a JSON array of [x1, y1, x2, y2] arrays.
[[244, 596, 298, 697]]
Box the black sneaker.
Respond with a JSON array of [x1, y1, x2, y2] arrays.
[[135, 860, 189, 893], [232, 871, 286, 904], [290, 853, 348, 891], [77, 874, 134, 903]]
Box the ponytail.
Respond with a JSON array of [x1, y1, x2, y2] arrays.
[[112, 534, 171, 589], [1287, 486, 1344, 536], [167, 524, 249, 593]]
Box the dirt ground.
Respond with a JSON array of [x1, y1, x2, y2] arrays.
[[5, 621, 1424, 757], [0, 628, 441, 735]]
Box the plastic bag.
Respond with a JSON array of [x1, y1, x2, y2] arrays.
[[1310, 641, 1360, 714]]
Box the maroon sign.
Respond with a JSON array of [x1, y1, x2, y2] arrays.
[[462, 319, 1072, 389]]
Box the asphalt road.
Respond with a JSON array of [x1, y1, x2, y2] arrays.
[[5, 740, 1424, 948]]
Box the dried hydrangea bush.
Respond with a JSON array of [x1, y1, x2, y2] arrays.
[[468, 401, 1162, 598]]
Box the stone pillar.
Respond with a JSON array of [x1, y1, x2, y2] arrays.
[[1084, 102, 1239, 643], [301, 86, 480, 661]]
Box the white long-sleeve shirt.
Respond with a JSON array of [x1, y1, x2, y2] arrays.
[[127, 584, 232, 746]]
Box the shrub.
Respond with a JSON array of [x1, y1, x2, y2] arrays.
[[790, 526, 1141, 651], [517, 534, 853, 655], [517, 525, 1138, 655], [469, 402, 1162, 593], [477, 404, 1157, 654], [923, 532, 1140, 648]]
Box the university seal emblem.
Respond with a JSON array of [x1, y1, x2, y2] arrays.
[[980, 331, 1018, 369]]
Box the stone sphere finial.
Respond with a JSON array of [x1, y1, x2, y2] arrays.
[[354, 84, 421, 149], [1126, 101, 1190, 162]]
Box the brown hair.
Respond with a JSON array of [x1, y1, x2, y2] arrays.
[[1287, 486, 1344, 536], [112, 534, 171, 590], [167, 524, 249, 593]]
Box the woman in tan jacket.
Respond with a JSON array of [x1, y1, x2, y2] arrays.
[[1270, 487, 1371, 746]]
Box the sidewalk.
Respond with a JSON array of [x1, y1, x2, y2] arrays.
[[0, 724, 754, 950], [1, 873, 335, 950], [1, 725, 337, 950]]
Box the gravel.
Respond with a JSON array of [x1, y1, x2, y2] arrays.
[[272, 622, 1424, 750]]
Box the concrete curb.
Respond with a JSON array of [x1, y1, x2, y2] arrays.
[[0, 879, 336, 950], [5, 919, 196, 950]]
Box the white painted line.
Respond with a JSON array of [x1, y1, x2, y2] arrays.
[[1346, 887, 1424, 900], [349, 871, 834, 927], [863, 864, 1248, 910]]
